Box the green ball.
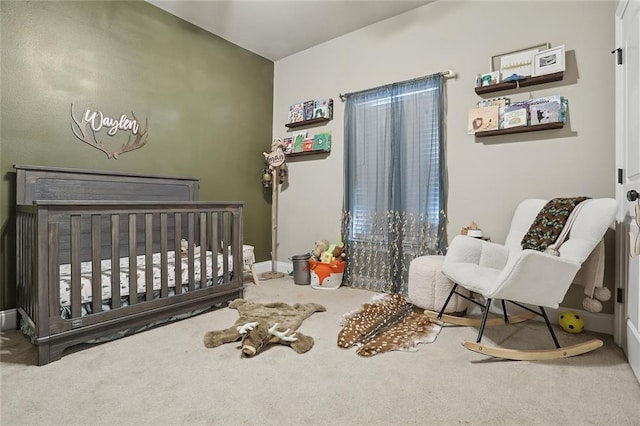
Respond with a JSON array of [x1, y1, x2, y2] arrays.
[[558, 311, 585, 334]]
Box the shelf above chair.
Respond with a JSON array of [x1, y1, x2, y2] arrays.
[[475, 72, 564, 95], [474, 122, 564, 138]]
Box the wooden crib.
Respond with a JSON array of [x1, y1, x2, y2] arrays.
[[14, 165, 244, 365]]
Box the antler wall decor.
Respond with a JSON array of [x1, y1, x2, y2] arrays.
[[70, 103, 149, 159]]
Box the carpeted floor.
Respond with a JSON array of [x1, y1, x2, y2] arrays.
[[1, 276, 639, 425]]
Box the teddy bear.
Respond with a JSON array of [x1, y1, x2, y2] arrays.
[[332, 242, 346, 262]]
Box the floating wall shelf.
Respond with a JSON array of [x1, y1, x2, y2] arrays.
[[285, 117, 331, 129], [474, 122, 564, 138], [475, 72, 564, 95], [286, 149, 330, 158]]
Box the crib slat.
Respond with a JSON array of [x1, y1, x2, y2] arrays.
[[128, 214, 137, 305], [200, 212, 207, 289], [22, 212, 33, 319], [232, 209, 242, 284], [174, 213, 182, 295], [222, 212, 230, 283], [160, 213, 168, 298], [48, 222, 60, 319], [210, 212, 218, 286], [187, 212, 195, 292], [111, 214, 121, 309], [145, 213, 153, 302], [70, 215, 81, 318], [91, 215, 102, 314]]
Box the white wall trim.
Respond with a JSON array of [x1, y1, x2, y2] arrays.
[[543, 306, 613, 335], [253, 260, 293, 275], [471, 303, 613, 335], [1, 309, 18, 331]]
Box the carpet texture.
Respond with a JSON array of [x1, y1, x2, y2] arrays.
[[1, 276, 639, 426]]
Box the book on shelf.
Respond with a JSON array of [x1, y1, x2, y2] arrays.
[[313, 98, 333, 120], [468, 105, 499, 134], [313, 132, 331, 152], [291, 130, 307, 153], [288, 103, 304, 124], [502, 101, 530, 128], [528, 95, 567, 125], [303, 100, 315, 121], [283, 137, 293, 154], [477, 97, 510, 128], [303, 138, 315, 152]]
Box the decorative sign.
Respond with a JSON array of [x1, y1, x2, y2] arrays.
[[264, 138, 286, 168], [70, 104, 149, 159], [267, 151, 286, 168]]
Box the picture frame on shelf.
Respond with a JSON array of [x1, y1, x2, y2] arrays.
[[480, 71, 501, 86], [490, 43, 550, 77], [532, 45, 566, 76]]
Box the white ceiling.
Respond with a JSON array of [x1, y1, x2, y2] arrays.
[[146, 0, 433, 61]]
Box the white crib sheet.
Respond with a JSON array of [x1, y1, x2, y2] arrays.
[[58, 250, 233, 306]]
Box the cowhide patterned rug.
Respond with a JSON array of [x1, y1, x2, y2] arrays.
[[337, 293, 443, 357]]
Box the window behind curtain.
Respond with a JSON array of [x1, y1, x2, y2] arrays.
[[341, 74, 446, 294]]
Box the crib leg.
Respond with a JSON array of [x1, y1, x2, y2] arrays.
[[36, 341, 65, 366], [36, 342, 51, 366]]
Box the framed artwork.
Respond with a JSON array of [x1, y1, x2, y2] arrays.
[[532, 45, 566, 76], [490, 43, 550, 77]]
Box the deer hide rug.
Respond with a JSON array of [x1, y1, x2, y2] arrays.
[[337, 293, 442, 357], [204, 299, 326, 357]]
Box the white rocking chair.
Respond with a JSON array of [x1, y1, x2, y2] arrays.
[[430, 198, 617, 360]]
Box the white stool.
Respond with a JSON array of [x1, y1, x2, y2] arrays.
[[408, 255, 468, 313]]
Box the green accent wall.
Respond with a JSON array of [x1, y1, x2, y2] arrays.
[[0, 1, 274, 310]]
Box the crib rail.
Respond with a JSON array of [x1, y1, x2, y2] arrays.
[[16, 200, 244, 359]]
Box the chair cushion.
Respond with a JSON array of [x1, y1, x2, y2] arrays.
[[521, 197, 589, 251]]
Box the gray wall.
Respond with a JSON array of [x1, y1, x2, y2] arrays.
[[0, 1, 274, 310], [273, 0, 617, 312]]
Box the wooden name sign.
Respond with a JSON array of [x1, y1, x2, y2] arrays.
[[70, 104, 149, 159]]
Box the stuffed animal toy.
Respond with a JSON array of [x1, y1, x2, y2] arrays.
[[180, 239, 199, 256], [203, 299, 326, 357], [332, 242, 346, 262], [311, 240, 330, 260]]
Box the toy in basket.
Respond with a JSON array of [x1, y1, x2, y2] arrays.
[[308, 259, 345, 290]]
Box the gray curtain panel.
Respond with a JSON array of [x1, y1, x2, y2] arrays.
[[341, 74, 447, 294]]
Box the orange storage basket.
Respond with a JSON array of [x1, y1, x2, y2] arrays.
[[308, 259, 345, 290]]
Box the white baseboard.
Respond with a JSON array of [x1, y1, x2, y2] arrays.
[[472, 302, 613, 335], [252, 261, 293, 275], [1, 309, 18, 331], [544, 306, 613, 335]]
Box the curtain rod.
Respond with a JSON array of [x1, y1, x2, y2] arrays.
[[339, 69, 455, 102]]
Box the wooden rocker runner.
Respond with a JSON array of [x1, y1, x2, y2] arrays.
[[424, 307, 536, 328], [434, 198, 617, 361]]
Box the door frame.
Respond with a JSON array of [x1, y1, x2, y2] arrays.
[[613, 0, 628, 348]]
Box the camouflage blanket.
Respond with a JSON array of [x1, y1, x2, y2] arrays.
[[521, 196, 589, 251]]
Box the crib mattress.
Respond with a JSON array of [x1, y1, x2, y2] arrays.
[[58, 250, 232, 306]]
